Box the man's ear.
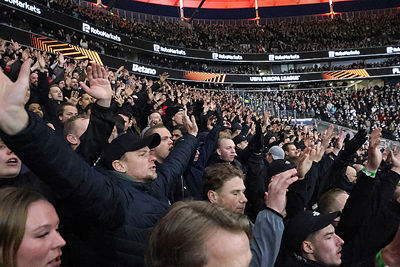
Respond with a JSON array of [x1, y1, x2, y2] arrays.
[[112, 160, 126, 173], [301, 240, 314, 254], [207, 190, 218, 203], [216, 148, 222, 156], [66, 134, 78, 145]]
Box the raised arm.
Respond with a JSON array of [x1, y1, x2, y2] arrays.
[[76, 63, 114, 165], [0, 60, 124, 226], [250, 168, 298, 267], [0, 59, 31, 134], [154, 107, 198, 195]]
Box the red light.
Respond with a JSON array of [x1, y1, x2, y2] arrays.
[[129, 0, 354, 9]]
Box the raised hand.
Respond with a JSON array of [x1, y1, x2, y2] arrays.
[[382, 144, 389, 162], [339, 129, 367, 162], [21, 48, 31, 62], [296, 146, 313, 179], [332, 131, 345, 155], [11, 39, 21, 51], [37, 52, 46, 72], [66, 63, 75, 75], [147, 86, 154, 102], [127, 95, 135, 107], [206, 115, 216, 130], [0, 59, 32, 135], [390, 147, 400, 175], [321, 124, 334, 149], [65, 90, 80, 106], [182, 106, 198, 137], [310, 142, 324, 162], [159, 72, 169, 83], [117, 65, 124, 74], [79, 63, 112, 107], [366, 127, 382, 173], [114, 95, 125, 108], [265, 168, 298, 216]]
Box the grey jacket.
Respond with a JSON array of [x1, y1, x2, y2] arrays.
[[250, 208, 284, 267]]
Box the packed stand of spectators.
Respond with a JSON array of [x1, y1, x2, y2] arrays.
[[242, 84, 400, 141], [283, 55, 400, 74], [1, 6, 260, 75], [7, 5, 400, 77], [0, 7, 129, 58], [1, 37, 400, 267], [4, 0, 400, 54]]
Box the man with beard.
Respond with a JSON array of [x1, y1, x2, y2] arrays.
[[283, 142, 300, 165]]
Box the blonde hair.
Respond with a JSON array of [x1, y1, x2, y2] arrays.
[[146, 201, 252, 267], [0, 187, 45, 267]]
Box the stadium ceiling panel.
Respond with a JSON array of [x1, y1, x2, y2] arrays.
[[130, 0, 354, 9]]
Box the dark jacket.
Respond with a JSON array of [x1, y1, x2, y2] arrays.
[[183, 125, 222, 200], [0, 114, 198, 267], [207, 154, 244, 173], [244, 152, 269, 222], [76, 104, 114, 166], [36, 71, 60, 125], [0, 172, 55, 204], [58, 103, 114, 266], [338, 170, 400, 266], [276, 252, 329, 267]]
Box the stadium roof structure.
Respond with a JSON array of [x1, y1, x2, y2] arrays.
[[130, 0, 352, 9], [106, 0, 398, 19]]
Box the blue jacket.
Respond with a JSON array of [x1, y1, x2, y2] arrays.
[[1, 114, 198, 266]]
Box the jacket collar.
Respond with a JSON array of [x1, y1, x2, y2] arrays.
[[108, 170, 153, 191], [292, 252, 329, 267]]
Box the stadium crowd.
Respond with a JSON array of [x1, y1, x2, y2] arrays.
[[2, 0, 400, 79], [242, 84, 400, 141], [3, 6, 400, 77], [283, 55, 400, 74], [2, 7, 262, 75], [1, 36, 400, 267], [3, 0, 400, 54]]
